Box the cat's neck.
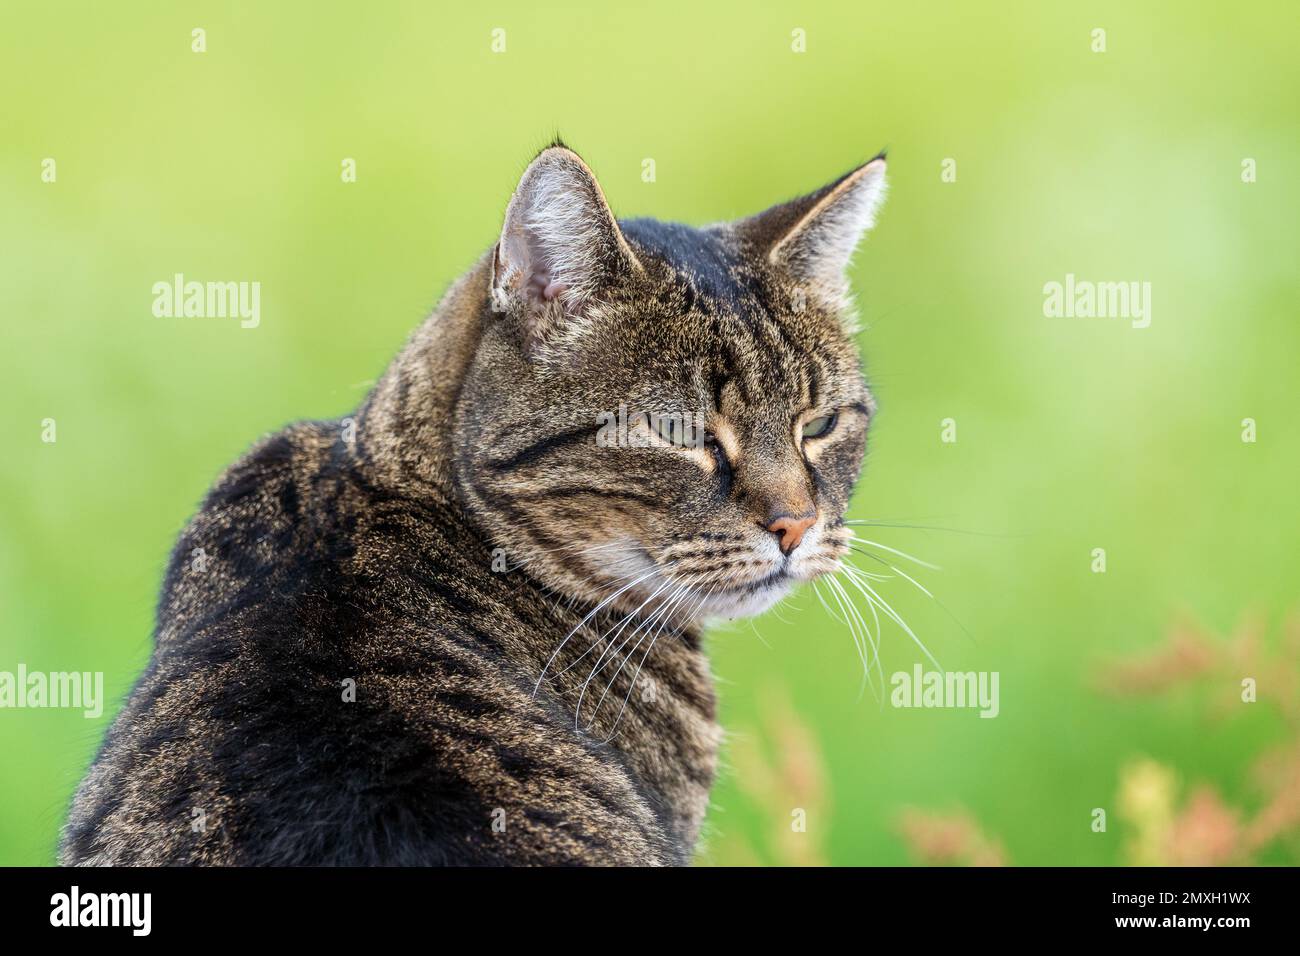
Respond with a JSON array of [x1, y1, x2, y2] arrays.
[[356, 254, 494, 498], [492, 567, 720, 855], [352, 259, 719, 851]]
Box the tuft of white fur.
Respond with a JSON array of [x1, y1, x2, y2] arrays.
[[518, 155, 606, 308]]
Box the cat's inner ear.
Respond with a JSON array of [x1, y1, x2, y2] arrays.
[[738, 156, 887, 313], [490, 146, 641, 348]]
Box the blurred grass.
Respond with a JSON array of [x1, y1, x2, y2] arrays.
[[1, 1, 1297, 865]]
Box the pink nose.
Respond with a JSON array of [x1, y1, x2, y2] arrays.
[[765, 513, 816, 555]]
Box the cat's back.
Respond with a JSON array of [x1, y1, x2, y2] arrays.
[[61, 421, 672, 865]]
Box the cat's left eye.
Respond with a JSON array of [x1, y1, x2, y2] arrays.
[[652, 414, 701, 447], [802, 413, 836, 440], [654, 416, 680, 444]]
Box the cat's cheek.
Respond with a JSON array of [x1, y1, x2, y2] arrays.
[[814, 436, 868, 507]]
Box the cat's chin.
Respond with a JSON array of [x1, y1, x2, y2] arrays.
[[695, 557, 845, 622], [696, 575, 795, 621]]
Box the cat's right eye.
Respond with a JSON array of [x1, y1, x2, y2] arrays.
[[801, 413, 837, 440], [652, 413, 706, 449]]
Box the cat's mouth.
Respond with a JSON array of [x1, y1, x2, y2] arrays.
[[694, 570, 795, 620], [579, 532, 851, 623], [716, 567, 789, 595]]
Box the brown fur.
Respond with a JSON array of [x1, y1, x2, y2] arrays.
[[61, 144, 886, 865]]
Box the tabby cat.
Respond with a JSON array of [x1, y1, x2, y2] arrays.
[[61, 142, 887, 865]]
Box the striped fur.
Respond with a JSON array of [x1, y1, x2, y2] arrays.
[[61, 144, 886, 866]]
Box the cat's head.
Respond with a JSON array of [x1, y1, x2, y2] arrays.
[[454, 143, 886, 623]]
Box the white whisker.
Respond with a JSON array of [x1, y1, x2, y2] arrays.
[[585, 580, 697, 732], [841, 561, 943, 672], [572, 577, 678, 727], [577, 578, 688, 727], [532, 566, 660, 697], [598, 582, 717, 743], [846, 534, 941, 570]]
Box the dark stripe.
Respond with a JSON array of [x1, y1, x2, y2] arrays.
[[806, 353, 825, 408], [488, 425, 593, 473], [674, 555, 766, 573], [521, 486, 662, 509]]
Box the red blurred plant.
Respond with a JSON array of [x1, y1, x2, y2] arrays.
[[1101, 611, 1300, 865], [709, 613, 1300, 866], [704, 686, 831, 867], [896, 808, 1007, 866]]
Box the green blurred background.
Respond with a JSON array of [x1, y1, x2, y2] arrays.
[[3, 1, 1298, 866]]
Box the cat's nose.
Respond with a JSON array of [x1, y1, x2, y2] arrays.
[[764, 512, 817, 555]]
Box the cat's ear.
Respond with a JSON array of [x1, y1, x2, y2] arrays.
[[737, 155, 887, 313], [490, 145, 641, 350]]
